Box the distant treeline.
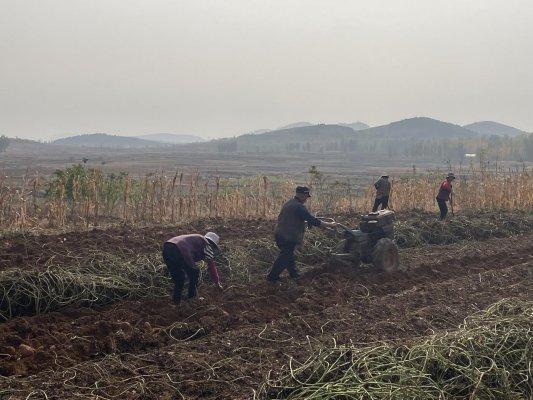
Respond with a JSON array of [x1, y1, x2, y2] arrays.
[[216, 134, 532, 162], [0, 135, 9, 153]]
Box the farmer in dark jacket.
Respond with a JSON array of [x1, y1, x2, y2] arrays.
[[162, 232, 222, 304], [436, 173, 456, 220], [267, 186, 336, 282], [372, 173, 391, 212]]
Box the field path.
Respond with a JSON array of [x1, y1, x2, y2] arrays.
[[1, 233, 531, 399]]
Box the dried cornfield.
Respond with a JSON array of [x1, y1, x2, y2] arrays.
[[0, 166, 531, 230]]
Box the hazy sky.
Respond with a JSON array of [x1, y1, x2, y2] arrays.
[[1, 0, 532, 140]]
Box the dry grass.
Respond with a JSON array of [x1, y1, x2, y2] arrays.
[[0, 166, 531, 230]]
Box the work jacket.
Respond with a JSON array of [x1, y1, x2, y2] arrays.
[[166, 234, 220, 283], [374, 178, 391, 199], [275, 197, 322, 244], [436, 180, 453, 201]]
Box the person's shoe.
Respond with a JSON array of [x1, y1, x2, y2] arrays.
[[267, 275, 281, 283]]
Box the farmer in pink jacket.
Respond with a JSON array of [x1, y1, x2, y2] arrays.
[[162, 232, 221, 304]]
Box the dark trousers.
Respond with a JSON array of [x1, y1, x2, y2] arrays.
[[436, 198, 448, 220], [267, 234, 298, 280], [162, 242, 199, 303], [372, 196, 389, 212]]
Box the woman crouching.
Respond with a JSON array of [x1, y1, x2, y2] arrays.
[[162, 232, 222, 304]]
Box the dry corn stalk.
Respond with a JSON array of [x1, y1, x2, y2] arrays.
[[0, 167, 531, 230]]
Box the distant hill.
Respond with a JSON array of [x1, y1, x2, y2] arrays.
[[360, 117, 476, 139], [239, 121, 368, 137], [463, 121, 525, 137], [188, 124, 359, 153], [186, 117, 480, 154], [53, 133, 162, 148], [0, 137, 49, 153], [241, 128, 271, 136], [135, 133, 205, 144], [277, 122, 313, 130], [183, 116, 531, 163], [240, 124, 355, 141], [339, 122, 370, 131]]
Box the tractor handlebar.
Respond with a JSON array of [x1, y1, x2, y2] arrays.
[[317, 217, 353, 235]]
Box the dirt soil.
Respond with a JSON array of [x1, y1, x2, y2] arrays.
[[0, 225, 531, 399], [0, 218, 277, 271], [1, 209, 527, 272]]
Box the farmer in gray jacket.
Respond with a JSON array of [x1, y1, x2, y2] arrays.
[[372, 173, 391, 212], [267, 186, 336, 282]]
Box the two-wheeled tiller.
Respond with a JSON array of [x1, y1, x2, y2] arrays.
[[321, 209, 400, 272]]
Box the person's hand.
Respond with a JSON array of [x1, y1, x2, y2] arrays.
[[217, 282, 223, 290]]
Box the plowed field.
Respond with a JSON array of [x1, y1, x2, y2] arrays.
[[0, 212, 531, 399]]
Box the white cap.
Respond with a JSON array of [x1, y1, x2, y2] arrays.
[[204, 232, 220, 248]]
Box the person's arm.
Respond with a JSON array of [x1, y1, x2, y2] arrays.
[[204, 244, 222, 288], [295, 203, 336, 229], [295, 203, 322, 227], [374, 179, 381, 190], [206, 260, 221, 286]]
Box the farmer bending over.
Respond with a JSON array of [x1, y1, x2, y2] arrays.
[[267, 186, 336, 282], [162, 232, 222, 304], [436, 173, 455, 220]]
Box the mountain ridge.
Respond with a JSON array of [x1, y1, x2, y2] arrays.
[[338, 121, 370, 130], [135, 133, 205, 144], [359, 117, 476, 139], [53, 133, 163, 148], [463, 121, 525, 137]]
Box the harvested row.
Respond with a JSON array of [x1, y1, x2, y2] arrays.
[[262, 298, 532, 399], [1, 212, 532, 320], [0, 253, 168, 320], [0, 234, 531, 399], [1, 210, 530, 271]]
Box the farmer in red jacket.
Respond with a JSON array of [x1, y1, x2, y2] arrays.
[[436, 173, 455, 220], [162, 232, 221, 304]]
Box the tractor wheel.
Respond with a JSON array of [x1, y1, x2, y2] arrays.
[[371, 238, 400, 272]]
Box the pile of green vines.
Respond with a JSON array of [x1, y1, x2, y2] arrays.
[[394, 212, 532, 248], [261, 298, 532, 399], [0, 252, 170, 320]]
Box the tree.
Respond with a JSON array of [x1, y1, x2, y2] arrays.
[[0, 135, 9, 153], [217, 140, 237, 153]]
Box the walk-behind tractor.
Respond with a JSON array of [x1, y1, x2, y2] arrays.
[[324, 210, 400, 272]]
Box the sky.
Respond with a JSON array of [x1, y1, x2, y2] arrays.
[[1, 0, 532, 140]]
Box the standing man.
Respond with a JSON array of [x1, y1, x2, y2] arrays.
[[372, 173, 391, 212], [162, 232, 222, 304], [436, 173, 456, 220], [267, 186, 336, 282]]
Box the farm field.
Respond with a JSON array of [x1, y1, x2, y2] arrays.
[[0, 210, 531, 399], [0, 144, 429, 178], [2, 142, 529, 179], [3, 2, 533, 398]]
